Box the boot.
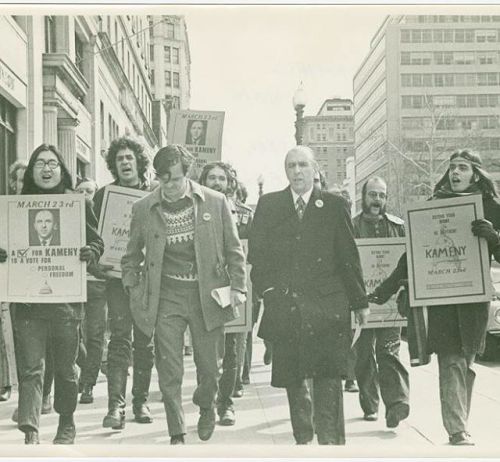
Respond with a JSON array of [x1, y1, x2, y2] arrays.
[[79, 384, 94, 404], [0, 386, 12, 401], [24, 430, 40, 444], [103, 367, 127, 430], [53, 415, 76, 444], [132, 367, 153, 424]]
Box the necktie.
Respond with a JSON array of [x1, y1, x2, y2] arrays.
[[42, 239, 47, 246], [296, 196, 305, 221]]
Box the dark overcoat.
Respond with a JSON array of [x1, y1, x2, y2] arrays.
[[374, 194, 500, 356], [248, 186, 367, 387]]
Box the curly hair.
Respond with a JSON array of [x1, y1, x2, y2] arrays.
[[105, 136, 150, 182], [198, 161, 238, 196]]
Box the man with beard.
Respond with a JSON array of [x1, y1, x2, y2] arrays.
[[92, 136, 155, 429], [351, 177, 410, 427], [198, 161, 253, 426]]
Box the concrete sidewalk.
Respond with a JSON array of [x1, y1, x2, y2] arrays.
[[1, 337, 500, 457]]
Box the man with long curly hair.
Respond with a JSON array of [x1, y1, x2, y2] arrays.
[[92, 136, 155, 429]]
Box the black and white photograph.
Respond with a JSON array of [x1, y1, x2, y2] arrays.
[[2, 3, 500, 459], [28, 208, 61, 247]]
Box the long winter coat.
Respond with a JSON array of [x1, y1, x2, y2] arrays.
[[374, 193, 500, 356], [248, 186, 368, 387], [121, 180, 247, 338]]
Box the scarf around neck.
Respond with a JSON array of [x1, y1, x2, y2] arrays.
[[432, 182, 482, 200]]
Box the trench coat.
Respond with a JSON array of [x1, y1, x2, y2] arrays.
[[248, 186, 368, 387], [121, 180, 247, 338], [373, 194, 500, 356]]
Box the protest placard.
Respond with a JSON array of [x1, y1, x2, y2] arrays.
[[0, 194, 86, 303], [355, 237, 407, 328], [97, 185, 148, 277], [405, 195, 492, 307], [167, 109, 225, 178]]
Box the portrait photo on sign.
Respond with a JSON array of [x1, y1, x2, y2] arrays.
[[185, 119, 207, 146], [28, 208, 61, 246]]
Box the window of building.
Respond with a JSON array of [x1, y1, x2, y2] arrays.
[[75, 32, 85, 75], [321, 134, 326, 141], [316, 134, 321, 142], [422, 29, 432, 42], [44, 16, 56, 53], [455, 29, 465, 42], [164, 46, 171, 63], [411, 29, 422, 43], [165, 71, 171, 86], [167, 23, 175, 39], [401, 74, 412, 87], [150, 44, 154, 61], [433, 29, 443, 42], [401, 29, 411, 42], [444, 30, 454, 42], [0, 95, 17, 195], [401, 52, 410, 65], [151, 69, 155, 86], [100, 101, 105, 144], [173, 72, 179, 88], [172, 47, 179, 64]]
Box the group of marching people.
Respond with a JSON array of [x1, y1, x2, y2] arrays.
[[1, 138, 500, 448]]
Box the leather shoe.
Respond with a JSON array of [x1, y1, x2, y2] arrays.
[[344, 380, 359, 393], [241, 376, 250, 385], [41, 394, 52, 415], [133, 403, 153, 423], [103, 408, 125, 430], [232, 388, 243, 398], [0, 386, 11, 401], [170, 434, 185, 445], [197, 408, 215, 441], [79, 384, 94, 404], [24, 430, 40, 444], [364, 412, 378, 421], [218, 407, 236, 426], [449, 431, 474, 446], [53, 417, 76, 444], [386, 402, 409, 428]]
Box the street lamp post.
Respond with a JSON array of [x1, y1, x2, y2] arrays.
[[293, 82, 307, 146]]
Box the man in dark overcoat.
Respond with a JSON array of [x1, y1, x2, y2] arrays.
[[248, 146, 369, 445]]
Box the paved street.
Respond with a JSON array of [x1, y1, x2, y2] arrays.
[[1, 336, 500, 458]]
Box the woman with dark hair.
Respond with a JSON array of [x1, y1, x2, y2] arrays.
[[0, 144, 104, 444], [370, 150, 500, 446]]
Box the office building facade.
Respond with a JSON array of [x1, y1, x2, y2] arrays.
[[354, 15, 500, 213]]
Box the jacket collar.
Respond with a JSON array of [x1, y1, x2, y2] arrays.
[[149, 179, 205, 207]]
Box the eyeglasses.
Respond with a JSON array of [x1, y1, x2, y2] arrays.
[[34, 159, 60, 170], [367, 191, 387, 200]]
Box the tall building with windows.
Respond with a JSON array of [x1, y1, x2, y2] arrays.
[[149, 15, 191, 118], [0, 14, 159, 193], [353, 15, 500, 213], [301, 98, 355, 187]]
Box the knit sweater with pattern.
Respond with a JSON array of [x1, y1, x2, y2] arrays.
[[161, 197, 198, 283]]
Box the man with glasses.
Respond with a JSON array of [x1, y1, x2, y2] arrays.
[[351, 177, 410, 427]]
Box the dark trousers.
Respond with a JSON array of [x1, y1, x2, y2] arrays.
[[286, 377, 345, 445], [80, 280, 107, 386], [217, 332, 246, 410], [106, 278, 154, 408], [354, 327, 409, 416], [155, 279, 225, 436], [437, 351, 476, 436], [15, 314, 80, 432]]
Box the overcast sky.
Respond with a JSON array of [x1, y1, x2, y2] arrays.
[[171, 6, 386, 202]]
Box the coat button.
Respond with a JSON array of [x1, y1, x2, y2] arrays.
[[150, 262, 154, 267], [296, 235, 301, 240], [154, 233, 159, 238]]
